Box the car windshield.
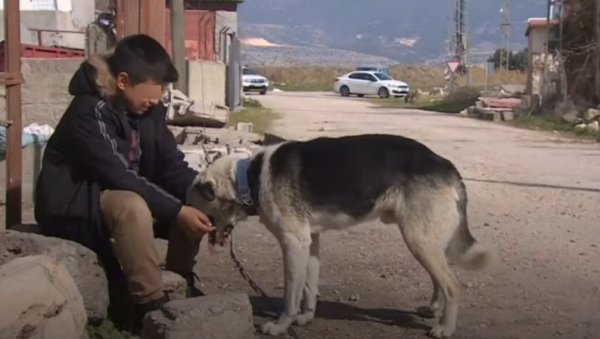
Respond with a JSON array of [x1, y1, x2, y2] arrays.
[[374, 72, 392, 80], [243, 68, 257, 75]]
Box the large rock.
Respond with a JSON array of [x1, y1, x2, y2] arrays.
[[586, 121, 599, 132], [0, 230, 109, 323], [142, 293, 254, 339], [583, 108, 600, 122], [0, 255, 88, 339]]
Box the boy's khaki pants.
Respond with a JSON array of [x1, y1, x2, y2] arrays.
[[100, 190, 200, 304]]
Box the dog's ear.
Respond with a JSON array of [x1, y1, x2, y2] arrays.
[[194, 180, 216, 202]]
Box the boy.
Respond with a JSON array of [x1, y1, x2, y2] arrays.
[[34, 34, 213, 320]]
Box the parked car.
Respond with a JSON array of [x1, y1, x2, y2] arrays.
[[356, 65, 391, 75], [333, 71, 410, 98], [242, 67, 269, 95]]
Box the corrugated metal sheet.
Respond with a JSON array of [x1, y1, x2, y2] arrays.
[[165, 10, 216, 61]]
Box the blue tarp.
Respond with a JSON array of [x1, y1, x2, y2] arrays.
[[0, 126, 50, 157]]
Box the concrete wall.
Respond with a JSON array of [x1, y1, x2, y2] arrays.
[[526, 26, 552, 96], [215, 11, 238, 63], [0, 0, 95, 49], [0, 58, 82, 127], [529, 27, 550, 54], [187, 60, 229, 122]]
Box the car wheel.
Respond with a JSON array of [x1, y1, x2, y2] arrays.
[[357, 94, 365, 98], [340, 86, 350, 97], [260, 90, 267, 95], [378, 87, 390, 98]]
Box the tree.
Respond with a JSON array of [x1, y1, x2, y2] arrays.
[[487, 48, 528, 71]]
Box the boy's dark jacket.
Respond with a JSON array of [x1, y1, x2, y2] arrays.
[[34, 54, 197, 250]]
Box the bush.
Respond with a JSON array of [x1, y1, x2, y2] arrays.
[[431, 86, 481, 113]]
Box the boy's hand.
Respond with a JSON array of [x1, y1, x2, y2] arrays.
[[176, 206, 215, 240]]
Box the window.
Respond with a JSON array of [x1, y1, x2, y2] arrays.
[[348, 73, 363, 80], [242, 68, 257, 75], [364, 74, 378, 82], [30, 0, 57, 11], [374, 72, 391, 81]]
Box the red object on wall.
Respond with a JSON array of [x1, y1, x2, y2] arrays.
[[165, 10, 216, 61], [0, 42, 84, 72]]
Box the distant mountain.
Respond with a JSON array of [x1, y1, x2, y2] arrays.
[[238, 0, 545, 65]]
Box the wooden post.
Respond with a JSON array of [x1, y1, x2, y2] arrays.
[[595, 0, 600, 102], [170, 0, 187, 94], [4, 0, 23, 228]]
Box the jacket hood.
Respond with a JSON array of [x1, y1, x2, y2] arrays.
[[68, 54, 118, 98]]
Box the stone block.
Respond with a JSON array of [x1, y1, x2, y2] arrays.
[[0, 255, 87, 339], [478, 110, 501, 122], [142, 293, 254, 339], [162, 271, 187, 300], [501, 111, 514, 121], [0, 230, 109, 323]]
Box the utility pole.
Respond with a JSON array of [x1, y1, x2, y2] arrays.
[[170, 0, 187, 94], [448, 0, 468, 91], [449, 0, 468, 67], [500, 0, 512, 70]]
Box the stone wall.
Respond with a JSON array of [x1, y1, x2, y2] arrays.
[[0, 58, 83, 127]]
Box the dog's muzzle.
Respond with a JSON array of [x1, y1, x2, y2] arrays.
[[208, 221, 234, 247]]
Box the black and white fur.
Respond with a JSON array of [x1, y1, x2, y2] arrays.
[[187, 134, 493, 338]]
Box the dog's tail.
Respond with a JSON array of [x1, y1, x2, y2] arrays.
[[446, 180, 494, 271]]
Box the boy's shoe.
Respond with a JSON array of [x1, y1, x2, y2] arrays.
[[177, 271, 206, 298], [132, 294, 172, 333]]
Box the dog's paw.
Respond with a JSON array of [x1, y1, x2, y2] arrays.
[[428, 325, 455, 338], [261, 321, 289, 336], [294, 312, 315, 326]]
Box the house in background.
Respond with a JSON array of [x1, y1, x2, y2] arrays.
[[167, 0, 244, 116], [525, 17, 560, 100]]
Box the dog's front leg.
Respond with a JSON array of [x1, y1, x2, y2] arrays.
[[262, 228, 311, 336], [296, 233, 320, 326]]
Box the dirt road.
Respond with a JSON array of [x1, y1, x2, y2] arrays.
[[193, 92, 600, 339]]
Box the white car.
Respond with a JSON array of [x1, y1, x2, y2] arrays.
[[333, 71, 410, 98], [242, 67, 269, 95]]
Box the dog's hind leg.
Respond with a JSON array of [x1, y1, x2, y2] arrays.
[[262, 225, 311, 336], [400, 224, 461, 338], [397, 189, 463, 338], [418, 281, 445, 319], [296, 233, 321, 326]]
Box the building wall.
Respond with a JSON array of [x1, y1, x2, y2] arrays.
[[529, 27, 550, 54], [0, 0, 95, 49], [187, 60, 229, 122], [0, 58, 83, 127], [215, 10, 238, 63], [165, 9, 216, 61]]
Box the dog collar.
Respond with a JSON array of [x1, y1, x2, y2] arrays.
[[235, 157, 256, 211]]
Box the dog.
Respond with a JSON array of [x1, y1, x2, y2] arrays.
[[187, 134, 493, 338], [405, 88, 422, 103]]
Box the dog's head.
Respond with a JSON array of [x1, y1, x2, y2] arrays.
[[187, 155, 250, 246]]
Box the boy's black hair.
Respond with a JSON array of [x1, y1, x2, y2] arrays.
[[107, 34, 178, 85]]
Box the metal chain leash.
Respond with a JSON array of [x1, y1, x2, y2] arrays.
[[201, 149, 301, 339], [229, 230, 302, 339]]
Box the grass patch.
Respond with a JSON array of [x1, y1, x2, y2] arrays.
[[227, 98, 279, 134], [252, 65, 526, 93], [88, 320, 134, 339], [511, 114, 600, 139], [270, 82, 332, 92], [369, 86, 481, 114]]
